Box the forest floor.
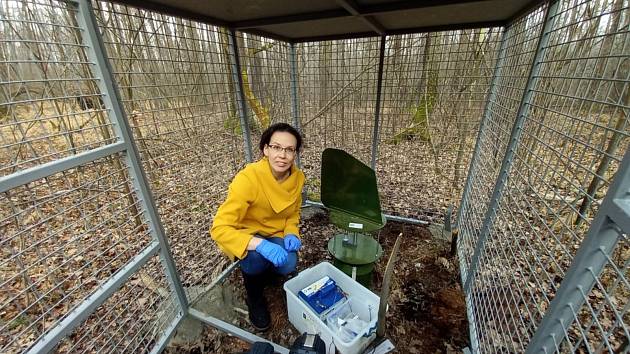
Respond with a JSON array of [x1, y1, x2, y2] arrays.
[[165, 207, 469, 353]]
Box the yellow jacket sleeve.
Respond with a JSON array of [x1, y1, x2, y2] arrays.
[[210, 172, 256, 260], [284, 192, 302, 237]]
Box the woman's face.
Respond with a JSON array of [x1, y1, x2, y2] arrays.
[[263, 131, 298, 178]]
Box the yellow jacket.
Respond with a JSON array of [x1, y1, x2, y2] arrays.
[[210, 158, 305, 260]]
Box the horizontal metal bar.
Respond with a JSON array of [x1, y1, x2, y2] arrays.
[[0, 110, 110, 129], [360, 0, 495, 15], [303, 200, 429, 225], [2, 123, 113, 149], [609, 198, 630, 235], [188, 308, 289, 354], [292, 20, 506, 43], [0, 59, 93, 65], [380, 213, 429, 226], [0, 17, 81, 28], [26, 241, 160, 354], [1, 77, 96, 85], [0, 142, 125, 193], [233, 8, 348, 29], [149, 311, 185, 354]]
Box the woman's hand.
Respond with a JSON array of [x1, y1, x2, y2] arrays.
[[283, 234, 301, 252], [255, 239, 288, 266]]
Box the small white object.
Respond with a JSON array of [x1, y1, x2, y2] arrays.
[[348, 222, 363, 229], [300, 276, 331, 297], [371, 339, 395, 354]]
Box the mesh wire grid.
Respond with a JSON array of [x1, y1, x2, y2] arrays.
[[377, 29, 503, 222], [0, 0, 628, 353], [462, 0, 630, 352], [237, 33, 294, 127], [0, 0, 116, 177], [93, 1, 247, 304], [0, 153, 153, 353], [569, 231, 629, 354], [296, 38, 381, 202], [54, 256, 180, 354], [236, 32, 295, 164], [457, 5, 548, 280]]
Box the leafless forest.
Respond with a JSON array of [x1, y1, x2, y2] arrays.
[[1, 0, 628, 352]]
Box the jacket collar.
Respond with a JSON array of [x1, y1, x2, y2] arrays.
[[253, 158, 302, 213]]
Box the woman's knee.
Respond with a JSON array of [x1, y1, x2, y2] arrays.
[[240, 251, 270, 275]]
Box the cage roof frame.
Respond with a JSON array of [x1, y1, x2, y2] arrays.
[[110, 0, 546, 42]]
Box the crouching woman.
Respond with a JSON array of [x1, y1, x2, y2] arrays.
[[210, 123, 305, 331]]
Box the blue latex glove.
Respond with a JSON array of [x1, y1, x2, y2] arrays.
[[256, 239, 288, 267], [284, 234, 302, 252]]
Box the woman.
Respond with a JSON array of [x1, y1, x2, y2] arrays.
[[211, 123, 305, 331]]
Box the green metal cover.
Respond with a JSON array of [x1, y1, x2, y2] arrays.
[[321, 148, 384, 230]]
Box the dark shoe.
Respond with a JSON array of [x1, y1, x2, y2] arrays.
[[242, 273, 271, 331]]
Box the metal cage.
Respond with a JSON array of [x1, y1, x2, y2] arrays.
[[0, 0, 628, 353]]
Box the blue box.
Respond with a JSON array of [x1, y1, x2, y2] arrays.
[[298, 276, 345, 315]]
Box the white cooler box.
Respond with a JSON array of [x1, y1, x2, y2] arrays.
[[283, 262, 379, 354]]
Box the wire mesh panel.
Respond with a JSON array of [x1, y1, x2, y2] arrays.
[[571, 230, 629, 353], [92, 2, 247, 304], [236, 33, 294, 164], [0, 0, 115, 177], [457, 8, 548, 279], [1, 0, 186, 352], [54, 256, 180, 353], [237, 33, 293, 129], [0, 154, 153, 352], [296, 38, 381, 201], [377, 30, 502, 222], [461, 0, 630, 352]]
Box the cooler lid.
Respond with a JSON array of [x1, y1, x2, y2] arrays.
[[321, 148, 385, 231]]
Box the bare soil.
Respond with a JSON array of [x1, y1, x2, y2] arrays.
[[167, 208, 469, 353]]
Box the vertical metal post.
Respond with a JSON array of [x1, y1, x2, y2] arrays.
[[526, 150, 630, 352], [464, 0, 559, 292], [455, 28, 509, 230], [370, 35, 386, 170], [76, 0, 189, 310], [465, 292, 480, 353], [456, 33, 509, 352], [228, 29, 253, 163], [289, 42, 303, 168]]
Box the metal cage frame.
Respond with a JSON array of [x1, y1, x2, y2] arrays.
[[1, 0, 628, 353]]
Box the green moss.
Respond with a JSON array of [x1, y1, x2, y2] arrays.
[[388, 71, 438, 144], [6, 315, 29, 331], [223, 114, 242, 135]]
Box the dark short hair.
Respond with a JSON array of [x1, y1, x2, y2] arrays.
[[259, 123, 303, 153]]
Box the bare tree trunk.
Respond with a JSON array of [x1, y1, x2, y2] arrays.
[[219, 28, 238, 130], [574, 85, 629, 227], [569, 0, 627, 228], [453, 30, 482, 188], [319, 42, 332, 110]]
